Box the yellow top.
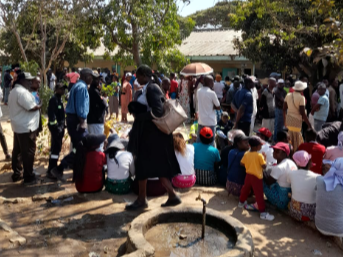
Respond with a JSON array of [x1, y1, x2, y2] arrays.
[[285, 92, 305, 132], [241, 151, 266, 179]]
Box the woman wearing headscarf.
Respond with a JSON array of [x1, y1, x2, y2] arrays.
[[126, 65, 181, 210], [283, 81, 313, 151], [315, 157, 343, 237]]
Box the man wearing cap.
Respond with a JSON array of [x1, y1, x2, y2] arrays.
[[260, 77, 276, 136], [46, 83, 67, 178], [87, 71, 107, 150], [263, 142, 297, 210], [196, 75, 221, 146], [232, 76, 256, 136], [273, 79, 287, 142], [51, 68, 94, 181], [9, 72, 41, 184]]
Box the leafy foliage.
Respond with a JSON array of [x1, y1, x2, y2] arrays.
[[19, 60, 39, 76]]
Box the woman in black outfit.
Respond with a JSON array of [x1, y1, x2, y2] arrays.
[[126, 65, 181, 210]]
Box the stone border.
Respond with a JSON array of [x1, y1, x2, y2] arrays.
[[123, 206, 254, 257]]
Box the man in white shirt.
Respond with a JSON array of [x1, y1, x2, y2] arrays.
[[196, 75, 221, 145], [9, 72, 41, 185]]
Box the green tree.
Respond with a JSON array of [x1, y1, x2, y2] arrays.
[[230, 0, 343, 82]]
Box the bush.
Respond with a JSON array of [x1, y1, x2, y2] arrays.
[[39, 87, 54, 115]]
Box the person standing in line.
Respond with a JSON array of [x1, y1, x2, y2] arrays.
[[46, 83, 67, 179], [260, 77, 276, 135], [327, 78, 338, 122], [232, 76, 256, 136], [3, 69, 13, 105], [226, 77, 240, 121], [196, 75, 221, 145], [178, 76, 191, 122], [121, 72, 133, 123], [274, 79, 287, 142], [108, 74, 121, 121], [87, 71, 107, 150], [250, 80, 259, 135], [169, 73, 178, 99], [65, 68, 80, 92], [9, 72, 41, 184], [311, 83, 329, 131], [0, 86, 11, 160], [213, 74, 225, 101], [51, 68, 95, 181]]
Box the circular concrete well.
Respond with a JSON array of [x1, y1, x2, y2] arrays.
[[123, 206, 254, 257]]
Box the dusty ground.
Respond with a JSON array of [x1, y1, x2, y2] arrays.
[[0, 104, 342, 257]]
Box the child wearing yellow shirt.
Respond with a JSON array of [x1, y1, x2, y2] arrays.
[[238, 136, 275, 221]]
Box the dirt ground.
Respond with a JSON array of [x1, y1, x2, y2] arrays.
[[0, 105, 342, 257]]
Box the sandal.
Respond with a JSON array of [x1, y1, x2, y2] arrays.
[[244, 203, 259, 212], [161, 196, 182, 207], [125, 200, 148, 211]]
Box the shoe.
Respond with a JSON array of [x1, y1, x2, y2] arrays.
[[161, 196, 182, 207], [12, 174, 23, 182], [24, 179, 37, 186], [5, 154, 11, 160], [244, 203, 259, 212], [260, 212, 275, 221], [125, 200, 148, 211], [51, 167, 66, 182], [46, 171, 57, 180], [238, 201, 247, 208]]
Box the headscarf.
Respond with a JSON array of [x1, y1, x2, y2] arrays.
[[323, 157, 343, 191], [337, 131, 343, 150]]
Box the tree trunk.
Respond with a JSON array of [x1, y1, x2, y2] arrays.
[[13, 29, 28, 63], [131, 22, 141, 66]]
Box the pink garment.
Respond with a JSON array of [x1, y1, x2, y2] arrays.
[[120, 81, 132, 114], [172, 174, 196, 188], [66, 72, 80, 83], [293, 150, 311, 167], [311, 91, 320, 106], [324, 146, 343, 161]]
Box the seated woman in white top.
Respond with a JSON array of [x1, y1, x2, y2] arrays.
[[172, 131, 196, 188], [287, 150, 320, 221], [105, 134, 135, 194]]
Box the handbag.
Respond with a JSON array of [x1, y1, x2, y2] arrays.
[[151, 99, 188, 134]]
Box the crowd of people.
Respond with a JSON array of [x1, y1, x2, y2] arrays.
[[1, 64, 343, 237]]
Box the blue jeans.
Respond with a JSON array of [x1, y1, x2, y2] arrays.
[[197, 124, 216, 146], [4, 87, 10, 104], [274, 108, 284, 142]]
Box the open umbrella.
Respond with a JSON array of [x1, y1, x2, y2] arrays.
[[180, 62, 213, 76]]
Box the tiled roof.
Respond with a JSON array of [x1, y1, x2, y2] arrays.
[[179, 30, 242, 57]]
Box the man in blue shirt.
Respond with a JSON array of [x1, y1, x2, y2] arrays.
[[51, 68, 97, 182], [233, 76, 256, 136]]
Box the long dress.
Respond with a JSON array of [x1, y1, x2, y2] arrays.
[[120, 81, 132, 115], [179, 79, 191, 122]]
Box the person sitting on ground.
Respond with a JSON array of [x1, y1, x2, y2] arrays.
[[256, 127, 276, 167], [239, 136, 275, 221], [74, 134, 107, 193], [172, 131, 196, 189], [311, 82, 329, 132], [298, 129, 326, 175], [215, 111, 233, 150], [105, 133, 134, 195], [287, 151, 320, 221], [277, 130, 294, 157], [226, 133, 250, 196], [194, 127, 221, 186], [315, 157, 343, 237], [322, 132, 343, 174], [263, 142, 297, 209]]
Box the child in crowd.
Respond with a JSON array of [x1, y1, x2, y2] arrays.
[[105, 133, 135, 194], [226, 133, 250, 196], [256, 127, 276, 167], [263, 142, 297, 209], [31, 76, 41, 104], [239, 136, 275, 221], [215, 111, 233, 150], [277, 130, 294, 157], [194, 127, 221, 186], [74, 134, 107, 193], [288, 150, 320, 221], [172, 131, 196, 189], [298, 129, 325, 174]]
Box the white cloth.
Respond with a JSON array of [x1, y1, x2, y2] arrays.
[[259, 142, 276, 166], [88, 124, 105, 151], [270, 158, 297, 188], [287, 169, 320, 204], [262, 118, 275, 135], [251, 87, 258, 116], [195, 82, 203, 111], [175, 144, 194, 176], [213, 82, 225, 99], [197, 87, 220, 126], [107, 151, 135, 180], [9, 84, 39, 133]]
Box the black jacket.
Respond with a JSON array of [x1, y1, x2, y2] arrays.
[[48, 94, 65, 131], [87, 85, 107, 124]]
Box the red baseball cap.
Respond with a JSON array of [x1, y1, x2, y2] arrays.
[[256, 127, 272, 139], [200, 127, 213, 139], [271, 142, 290, 156]]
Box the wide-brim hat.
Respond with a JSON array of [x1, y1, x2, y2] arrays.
[[173, 129, 188, 141], [292, 81, 307, 91]]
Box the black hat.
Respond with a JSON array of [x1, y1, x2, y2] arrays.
[[84, 134, 106, 149], [249, 135, 265, 147], [233, 134, 249, 145]]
